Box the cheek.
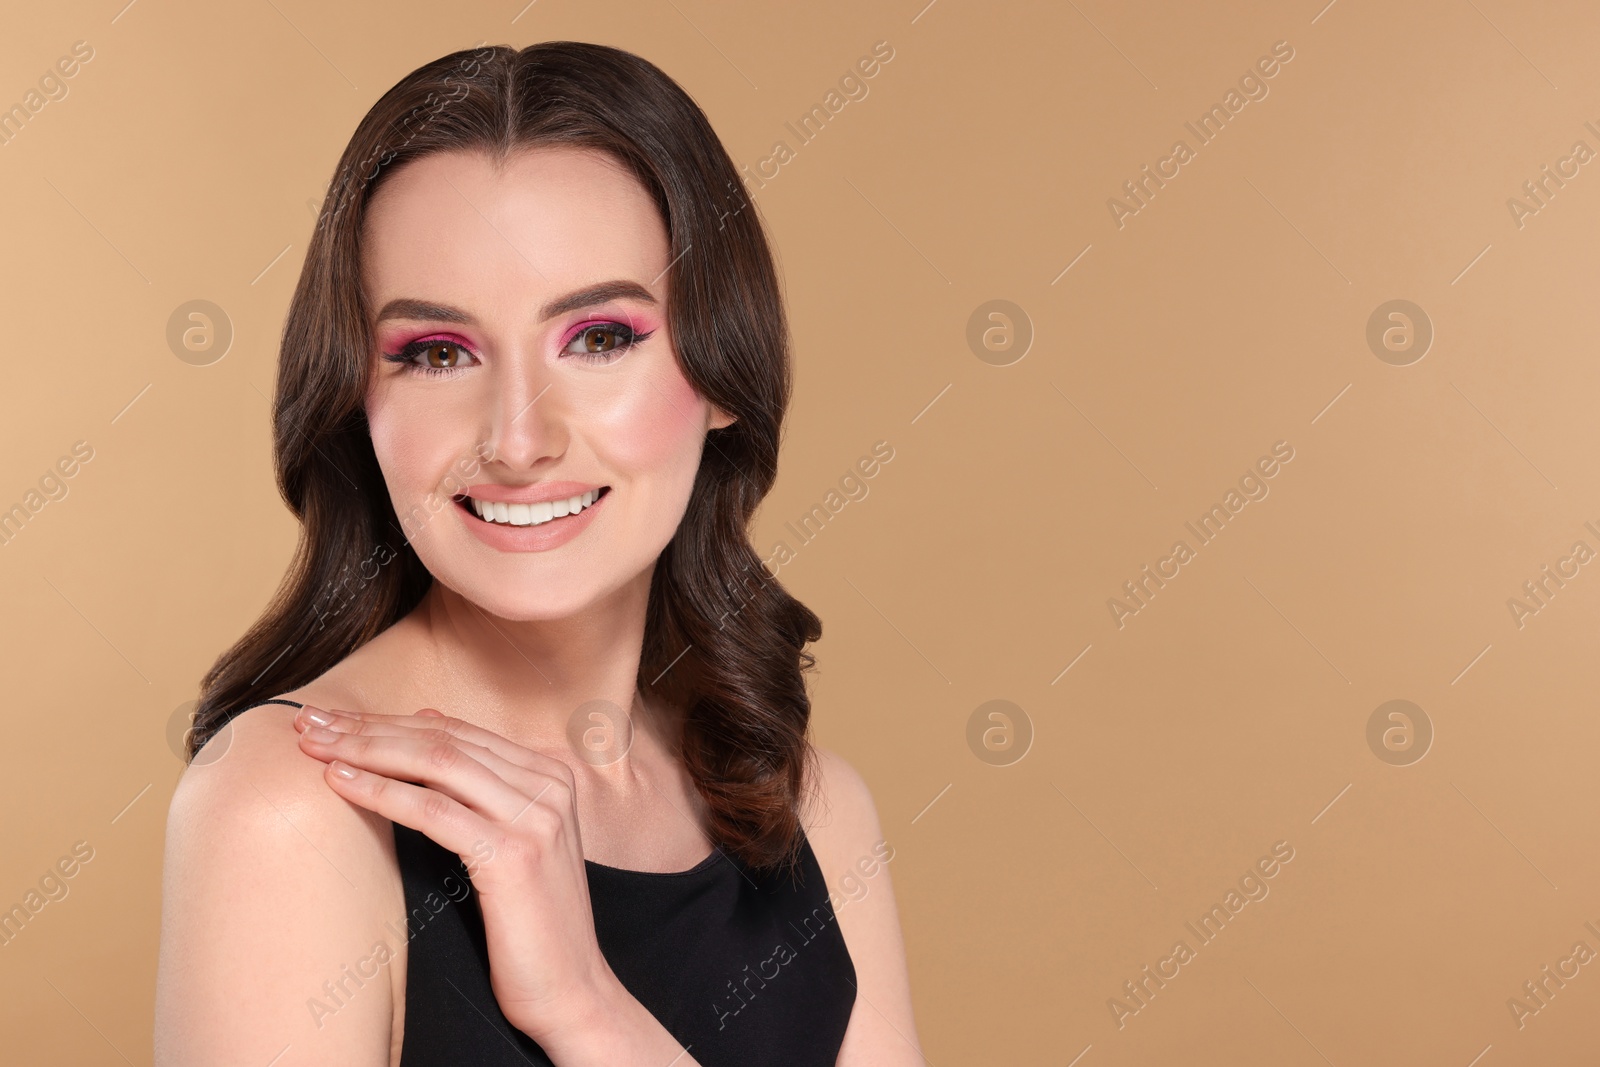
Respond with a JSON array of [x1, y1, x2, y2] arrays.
[[366, 384, 464, 503], [594, 366, 709, 480], [367, 396, 422, 489]]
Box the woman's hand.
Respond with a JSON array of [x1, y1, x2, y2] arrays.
[[291, 704, 622, 1046]]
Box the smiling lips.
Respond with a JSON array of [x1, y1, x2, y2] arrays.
[[458, 486, 609, 528]]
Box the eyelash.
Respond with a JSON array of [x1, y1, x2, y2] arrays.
[[380, 322, 655, 378]]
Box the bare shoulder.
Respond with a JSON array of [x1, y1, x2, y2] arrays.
[[800, 745, 924, 1066], [156, 697, 402, 1067], [801, 745, 874, 836]]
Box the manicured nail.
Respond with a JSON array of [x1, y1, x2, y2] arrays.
[[303, 725, 339, 743], [300, 705, 335, 727], [329, 760, 358, 779]]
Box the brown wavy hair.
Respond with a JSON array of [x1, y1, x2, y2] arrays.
[[189, 40, 823, 874]]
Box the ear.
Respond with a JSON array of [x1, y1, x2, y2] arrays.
[[708, 405, 737, 431]]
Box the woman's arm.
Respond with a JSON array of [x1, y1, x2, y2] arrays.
[[155, 703, 400, 1067], [287, 705, 705, 1066], [804, 747, 925, 1066]]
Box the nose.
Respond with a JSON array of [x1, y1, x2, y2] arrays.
[[483, 346, 566, 473]]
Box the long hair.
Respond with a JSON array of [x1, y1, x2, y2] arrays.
[[190, 41, 823, 873]]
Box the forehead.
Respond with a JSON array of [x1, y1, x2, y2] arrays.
[[360, 146, 669, 313]]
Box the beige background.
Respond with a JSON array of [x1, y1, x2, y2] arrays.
[[3, 0, 1600, 1063]]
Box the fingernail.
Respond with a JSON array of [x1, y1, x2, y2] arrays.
[[303, 725, 339, 743], [300, 705, 335, 727], [329, 760, 358, 779]]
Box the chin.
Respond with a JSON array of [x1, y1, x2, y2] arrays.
[[449, 575, 601, 622]]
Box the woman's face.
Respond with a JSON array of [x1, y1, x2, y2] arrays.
[[360, 146, 732, 621]]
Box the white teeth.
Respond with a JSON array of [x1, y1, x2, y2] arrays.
[[469, 489, 601, 527]]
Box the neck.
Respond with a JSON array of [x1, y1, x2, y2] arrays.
[[406, 568, 677, 758]]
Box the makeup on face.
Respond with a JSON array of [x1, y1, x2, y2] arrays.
[[375, 307, 662, 380], [370, 298, 658, 554], [372, 279, 663, 379], [361, 147, 721, 613]]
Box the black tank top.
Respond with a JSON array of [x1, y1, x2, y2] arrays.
[[245, 699, 856, 1065]]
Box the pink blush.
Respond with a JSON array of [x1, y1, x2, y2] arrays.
[[621, 363, 709, 456]]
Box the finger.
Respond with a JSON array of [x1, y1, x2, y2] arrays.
[[321, 760, 498, 861], [300, 727, 542, 825], [292, 704, 361, 732], [310, 707, 580, 785], [293, 703, 435, 724], [300, 720, 574, 817]]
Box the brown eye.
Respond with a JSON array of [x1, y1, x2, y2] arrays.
[[581, 326, 623, 352], [422, 342, 463, 367], [560, 321, 653, 364], [381, 338, 480, 377]]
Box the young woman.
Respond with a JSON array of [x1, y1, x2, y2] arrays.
[[153, 41, 920, 1067]]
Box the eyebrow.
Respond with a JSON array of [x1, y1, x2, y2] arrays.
[[373, 279, 657, 327]]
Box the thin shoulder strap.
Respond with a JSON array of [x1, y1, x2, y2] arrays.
[[243, 697, 305, 711]]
